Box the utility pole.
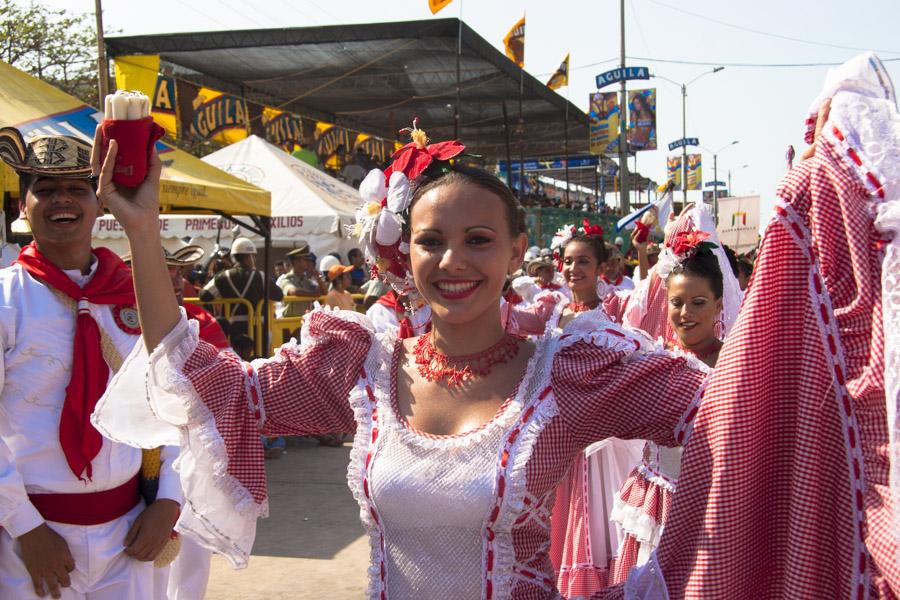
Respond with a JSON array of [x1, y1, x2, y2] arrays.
[[681, 84, 687, 204], [94, 0, 109, 101], [617, 0, 630, 212]]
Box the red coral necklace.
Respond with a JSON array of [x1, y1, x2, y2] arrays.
[[566, 298, 600, 313], [413, 331, 523, 386]]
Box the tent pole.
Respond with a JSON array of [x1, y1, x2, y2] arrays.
[[259, 215, 272, 357]]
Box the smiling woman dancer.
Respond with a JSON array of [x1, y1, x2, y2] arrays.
[[91, 121, 707, 599]]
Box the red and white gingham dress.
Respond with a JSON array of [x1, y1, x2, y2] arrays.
[[160, 307, 704, 599], [595, 59, 899, 598]]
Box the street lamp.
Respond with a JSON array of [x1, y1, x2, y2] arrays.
[[653, 66, 725, 204], [700, 140, 739, 222]]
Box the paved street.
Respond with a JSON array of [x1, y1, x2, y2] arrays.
[[205, 438, 368, 599]]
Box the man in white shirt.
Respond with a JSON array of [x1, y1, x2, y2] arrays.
[[0, 128, 181, 599]]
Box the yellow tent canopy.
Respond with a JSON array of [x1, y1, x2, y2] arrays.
[[0, 59, 270, 216]]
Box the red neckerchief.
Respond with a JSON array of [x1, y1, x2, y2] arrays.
[[601, 274, 623, 286], [376, 289, 401, 311], [16, 243, 136, 480], [537, 281, 562, 290]]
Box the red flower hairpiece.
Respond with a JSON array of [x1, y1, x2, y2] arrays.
[[581, 218, 604, 238], [390, 117, 466, 181], [671, 230, 713, 257]]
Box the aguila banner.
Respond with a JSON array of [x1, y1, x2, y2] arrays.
[[589, 92, 620, 155], [686, 153, 702, 191], [667, 155, 682, 188], [626, 88, 657, 152]]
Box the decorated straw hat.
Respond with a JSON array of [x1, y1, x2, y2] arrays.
[[0, 127, 92, 178], [123, 243, 204, 267]]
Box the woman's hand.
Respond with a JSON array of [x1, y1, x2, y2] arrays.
[[801, 97, 832, 161], [90, 128, 162, 242]]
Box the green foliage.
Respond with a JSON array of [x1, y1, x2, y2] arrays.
[[0, 0, 100, 106]]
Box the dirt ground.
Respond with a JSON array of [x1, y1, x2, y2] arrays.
[[204, 437, 368, 599]]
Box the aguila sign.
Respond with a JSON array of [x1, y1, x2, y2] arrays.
[[595, 66, 650, 89]]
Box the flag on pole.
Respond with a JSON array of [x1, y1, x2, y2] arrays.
[[428, 0, 454, 14], [503, 15, 526, 67], [546, 53, 569, 90]]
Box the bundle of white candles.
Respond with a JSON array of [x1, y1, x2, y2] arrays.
[[104, 90, 150, 120]]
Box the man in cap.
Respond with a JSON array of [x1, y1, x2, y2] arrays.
[[199, 236, 283, 339], [0, 127, 181, 598], [276, 243, 327, 317]]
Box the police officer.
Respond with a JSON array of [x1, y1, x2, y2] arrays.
[[199, 237, 283, 338]]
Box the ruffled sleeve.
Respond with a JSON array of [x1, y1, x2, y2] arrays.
[[507, 292, 560, 335], [92, 307, 373, 568], [551, 320, 707, 449]]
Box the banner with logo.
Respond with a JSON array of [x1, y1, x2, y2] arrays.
[[261, 106, 308, 152], [716, 195, 760, 254], [666, 155, 682, 188], [150, 76, 178, 139], [178, 82, 249, 145], [314, 121, 356, 170], [503, 15, 525, 67], [354, 133, 398, 166], [113, 55, 178, 139], [626, 88, 656, 152], [686, 153, 702, 190], [589, 92, 619, 155]]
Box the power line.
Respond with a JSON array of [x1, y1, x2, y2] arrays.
[[645, 0, 900, 55], [539, 55, 900, 77]]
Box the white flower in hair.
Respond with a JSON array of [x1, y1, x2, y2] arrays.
[[550, 223, 576, 252], [375, 172, 411, 246]]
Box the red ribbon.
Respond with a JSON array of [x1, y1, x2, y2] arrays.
[[16, 243, 136, 480]]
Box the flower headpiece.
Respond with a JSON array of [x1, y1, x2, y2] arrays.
[[351, 119, 466, 300], [550, 219, 605, 271], [656, 229, 718, 281]]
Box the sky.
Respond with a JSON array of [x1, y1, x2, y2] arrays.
[[36, 0, 900, 221]]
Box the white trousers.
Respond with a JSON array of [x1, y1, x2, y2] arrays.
[[166, 536, 211, 600], [0, 503, 163, 600]]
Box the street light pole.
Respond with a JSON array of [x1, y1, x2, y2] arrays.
[[654, 67, 724, 208], [617, 0, 630, 212], [701, 140, 738, 224], [681, 83, 687, 204]]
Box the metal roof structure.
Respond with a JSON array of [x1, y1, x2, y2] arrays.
[[106, 19, 592, 161]]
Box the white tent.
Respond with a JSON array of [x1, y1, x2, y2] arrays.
[[203, 135, 359, 245], [93, 135, 362, 258]]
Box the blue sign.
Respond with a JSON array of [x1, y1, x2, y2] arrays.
[[667, 137, 700, 151], [595, 66, 649, 89], [705, 181, 726, 188], [499, 155, 601, 172]]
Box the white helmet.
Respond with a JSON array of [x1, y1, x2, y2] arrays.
[[318, 255, 341, 273], [230, 237, 257, 255]]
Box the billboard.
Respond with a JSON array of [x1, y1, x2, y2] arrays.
[[686, 153, 702, 191], [666, 155, 682, 188], [626, 88, 656, 152], [717, 195, 761, 254], [589, 92, 620, 155]]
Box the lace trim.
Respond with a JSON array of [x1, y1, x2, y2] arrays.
[[773, 199, 870, 597], [485, 333, 560, 600], [636, 463, 677, 493], [674, 377, 709, 447], [151, 315, 267, 568], [345, 331, 392, 600], [610, 494, 663, 547]]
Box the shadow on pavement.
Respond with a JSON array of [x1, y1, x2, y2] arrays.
[[250, 437, 365, 560]]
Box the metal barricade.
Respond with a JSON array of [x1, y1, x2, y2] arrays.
[[183, 297, 256, 349], [258, 294, 368, 357]]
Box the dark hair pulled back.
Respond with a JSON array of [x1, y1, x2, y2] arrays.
[[409, 165, 526, 236], [669, 250, 724, 299], [563, 233, 608, 265]]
